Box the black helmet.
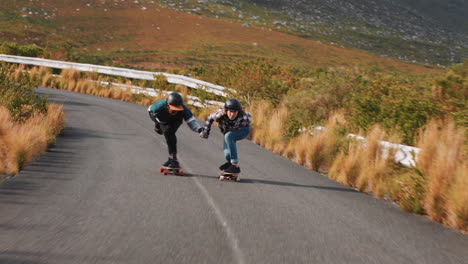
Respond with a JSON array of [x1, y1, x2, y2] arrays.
[[167, 92, 183, 106], [224, 98, 241, 111]]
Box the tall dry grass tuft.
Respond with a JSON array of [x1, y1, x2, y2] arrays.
[[0, 105, 65, 175], [329, 125, 395, 197], [45, 104, 65, 145], [29, 66, 51, 83], [356, 126, 394, 196], [310, 112, 347, 171], [248, 101, 288, 153], [75, 79, 91, 94], [416, 119, 467, 230], [61, 68, 80, 82], [41, 73, 54, 87], [59, 68, 82, 91], [0, 107, 14, 174], [446, 165, 467, 231], [284, 132, 313, 167], [284, 112, 347, 172], [248, 101, 271, 146], [329, 141, 362, 186], [175, 85, 188, 102], [113, 87, 133, 102], [7, 64, 26, 81], [266, 105, 288, 153], [138, 97, 154, 107]]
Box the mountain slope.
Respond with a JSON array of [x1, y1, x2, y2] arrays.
[[162, 0, 468, 65], [0, 0, 446, 74]]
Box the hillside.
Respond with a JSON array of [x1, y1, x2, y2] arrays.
[[0, 0, 448, 75], [159, 0, 468, 66], [239, 0, 463, 65]]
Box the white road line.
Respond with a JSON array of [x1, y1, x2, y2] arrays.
[[190, 175, 246, 264], [150, 129, 245, 264]]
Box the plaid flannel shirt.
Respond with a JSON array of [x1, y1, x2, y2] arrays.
[[203, 108, 252, 134]]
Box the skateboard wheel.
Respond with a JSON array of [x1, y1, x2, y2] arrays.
[[160, 167, 164, 173], [163, 171, 168, 175], [179, 171, 185, 176]]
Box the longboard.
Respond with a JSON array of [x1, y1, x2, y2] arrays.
[[219, 171, 240, 182], [160, 166, 185, 176]]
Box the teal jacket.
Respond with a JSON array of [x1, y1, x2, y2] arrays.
[[147, 100, 201, 132]]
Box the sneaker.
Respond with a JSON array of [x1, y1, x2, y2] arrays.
[[162, 158, 172, 167], [169, 159, 180, 168], [219, 162, 231, 171], [223, 164, 240, 174]]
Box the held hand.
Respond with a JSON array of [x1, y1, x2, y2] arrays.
[[199, 130, 209, 139]]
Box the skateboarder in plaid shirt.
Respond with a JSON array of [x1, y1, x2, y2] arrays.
[[199, 98, 252, 174], [148, 92, 203, 168]]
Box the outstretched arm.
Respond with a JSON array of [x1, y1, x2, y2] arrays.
[[186, 116, 203, 133], [200, 108, 224, 139], [202, 108, 224, 134], [182, 105, 203, 133]]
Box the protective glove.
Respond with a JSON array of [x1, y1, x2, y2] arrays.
[[200, 129, 209, 139], [154, 123, 163, 135]]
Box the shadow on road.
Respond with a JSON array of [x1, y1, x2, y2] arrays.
[[188, 174, 357, 192], [0, 250, 125, 264]]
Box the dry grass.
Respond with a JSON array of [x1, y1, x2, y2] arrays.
[[12, 66, 466, 231], [356, 126, 395, 197], [0, 104, 65, 176], [415, 119, 467, 230], [175, 84, 188, 102], [283, 112, 347, 172], [28, 66, 52, 84], [329, 141, 362, 186], [329, 125, 395, 197], [41, 69, 158, 106], [284, 132, 312, 167], [248, 101, 289, 153]]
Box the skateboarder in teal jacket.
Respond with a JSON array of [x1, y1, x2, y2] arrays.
[[148, 92, 203, 168]]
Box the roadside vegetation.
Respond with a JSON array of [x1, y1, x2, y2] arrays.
[[0, 62, 64, 177], [0, 42, 45, 57], [227, 59, 465, 231], [3, 58, 466, 231]]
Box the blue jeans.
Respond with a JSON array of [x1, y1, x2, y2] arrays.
[[223, 126, 250, 164]]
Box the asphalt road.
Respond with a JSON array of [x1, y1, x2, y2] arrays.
[[1, 88, 466, 264]]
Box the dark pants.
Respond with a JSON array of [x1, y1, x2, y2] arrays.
[[148, 111, 182, 155], [160, 121, 182, 155]]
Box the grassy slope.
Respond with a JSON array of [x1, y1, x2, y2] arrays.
[[0, 0, 440, 75]]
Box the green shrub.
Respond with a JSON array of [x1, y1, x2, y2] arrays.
[[349, 73, 436, 144], [433, 61, 467, 129], [0, 62, 47, 122], [199, 58, 294, 105], [389, 168, 427, 215], [0, 42, 44, 57], [152, 74, 174, 91], [17, 44, 44, 57], [284, 69, 359, 128], [0, 42, 19, 55]]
